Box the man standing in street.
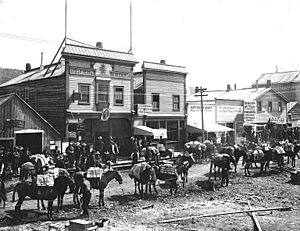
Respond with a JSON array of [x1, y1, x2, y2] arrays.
[[79, 177, 91, 216]]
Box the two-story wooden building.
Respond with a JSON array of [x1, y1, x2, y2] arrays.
[[133, 60, 188, 150], [0, 42, 138, 153]]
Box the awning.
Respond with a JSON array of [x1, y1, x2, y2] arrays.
[[133, 126, 167, 139], [187, 122, 234, 133]]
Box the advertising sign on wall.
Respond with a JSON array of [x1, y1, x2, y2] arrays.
[[244, 101, 256, 123]]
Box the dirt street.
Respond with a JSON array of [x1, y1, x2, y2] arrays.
[[0, 158, 299, 231]]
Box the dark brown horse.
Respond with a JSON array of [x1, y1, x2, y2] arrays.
[[209, 153, 235, 180], [12, 175, 74, 220], [73, 169, 123, 207], [153, 164, 188, 195]]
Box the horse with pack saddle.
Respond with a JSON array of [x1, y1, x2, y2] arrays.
[[12, 167, 74, 220]]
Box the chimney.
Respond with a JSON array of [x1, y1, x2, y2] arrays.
[[96, 42, 103, 49], [256, 80, 258, 89], [160, 60, 166, 64], [25, 63, 31, 72], [266, 79, 271, 88], [195, 86, 199, 93], [234, 83, 237, 90], [227, 84, 231, 91]]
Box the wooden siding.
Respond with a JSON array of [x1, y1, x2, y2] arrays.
[[68, 74, 132, 113], [0, 95, 60, 148], [145, 72, 185, 83], [145, 79, 185, 115], [0, 76, 66, 135]]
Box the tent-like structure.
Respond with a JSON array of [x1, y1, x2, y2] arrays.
[[133, 125, 167, 139], [187, 122, 233, 133]]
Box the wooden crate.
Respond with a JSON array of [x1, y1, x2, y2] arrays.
[[69, 219, 94, 231]]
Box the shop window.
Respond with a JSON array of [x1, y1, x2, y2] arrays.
[[114, 86, 124, 105], [78, 84, 90, 104], [160, 121, 166, 128], [268, 101, 272, 112], [173, 95, 180, 111], [68, 124, 77, 132], [96, 82, 109, 102], [152, 93, 160, 111], [167, 121, 178, 141], [278, 102, 282, 112], [257, 101, 262, 112]]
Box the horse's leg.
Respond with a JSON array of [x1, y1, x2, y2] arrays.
[[47, 200, 54, 220], [152, 182, 158, 194], [174, 181, 178, 195], [100, 189, 105, 207], [208, 161, 213, 180], [15, 197, 25, 219]]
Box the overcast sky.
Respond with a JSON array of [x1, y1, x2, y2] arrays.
[[1, 0, 300, 91]]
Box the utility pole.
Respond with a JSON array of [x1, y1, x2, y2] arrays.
[[195, 86, 207, 142]]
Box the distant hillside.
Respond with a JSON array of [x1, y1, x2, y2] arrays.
[[0, 68, 23, 85]]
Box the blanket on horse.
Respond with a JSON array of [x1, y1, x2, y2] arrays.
[[129, 162, 151, 180]]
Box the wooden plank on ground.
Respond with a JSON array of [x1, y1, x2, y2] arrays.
[[247, 201, 262, 231], [159, 206, 291, 224]]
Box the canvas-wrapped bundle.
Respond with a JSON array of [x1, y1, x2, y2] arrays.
[[158, 164, 178, 180], [36, 174, 54, 187], [87, 167, 103, 178]]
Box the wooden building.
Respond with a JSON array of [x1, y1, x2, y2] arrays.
[[253, 71, 300, 103], [187, 87, 289, 144], [0, 94, 60, 153], [133, 60, 188, 150], [0, 42, 138, 154]]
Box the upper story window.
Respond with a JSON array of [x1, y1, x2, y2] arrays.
[[257, 101, 262, 112], [268, 101, 272, 112], [114, 86, 124, 105], [96, 82, 109, 102], [78, 84, 90, 104], [278, 102, 282, 112], [173, 95, 180, 111], [152, 93, 160, 111]]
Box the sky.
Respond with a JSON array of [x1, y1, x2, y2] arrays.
[[1, 0, 300, 91]]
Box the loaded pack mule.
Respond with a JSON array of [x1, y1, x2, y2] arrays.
[[209, 153, 235, 186], [12, 174, 74, 220], [73, 168, 123, 207]]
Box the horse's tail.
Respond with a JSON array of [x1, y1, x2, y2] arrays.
[[11, 182, 19, 202]]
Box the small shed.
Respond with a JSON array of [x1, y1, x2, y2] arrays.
[[0, 94, 61, 153]]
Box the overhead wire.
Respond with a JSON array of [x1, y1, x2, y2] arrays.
[[0, 32, 59, 45]]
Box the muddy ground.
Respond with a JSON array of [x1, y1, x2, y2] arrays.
[[0, 158, 299, 231]]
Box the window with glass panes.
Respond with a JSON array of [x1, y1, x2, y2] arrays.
[[114, 86, 124, 105], [152, 93, 160, 111], [78, 84, 90, 103], [96, 82, 109, 102], [173, 95, 180, 111]]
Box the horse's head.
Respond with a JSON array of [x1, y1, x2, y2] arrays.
[[113, 170, 123, 184]]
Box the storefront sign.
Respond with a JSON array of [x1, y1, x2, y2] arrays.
[[137, 104, 153, 116], [76, 124, 85, 131], [217, 105, 243, 122], [101, 108, 110, 121], [277, 118, 286, 124], [68, 131, 77, 138], [244, 101, 256, 123], [6, 119, 25, 128]]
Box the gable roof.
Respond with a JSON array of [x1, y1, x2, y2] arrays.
[[253, 70, 300, 86], [62, 44, 138, 64], [0, 62, 65, 87], [142, 61, 188, 74], [0, 94, 60, 136]]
